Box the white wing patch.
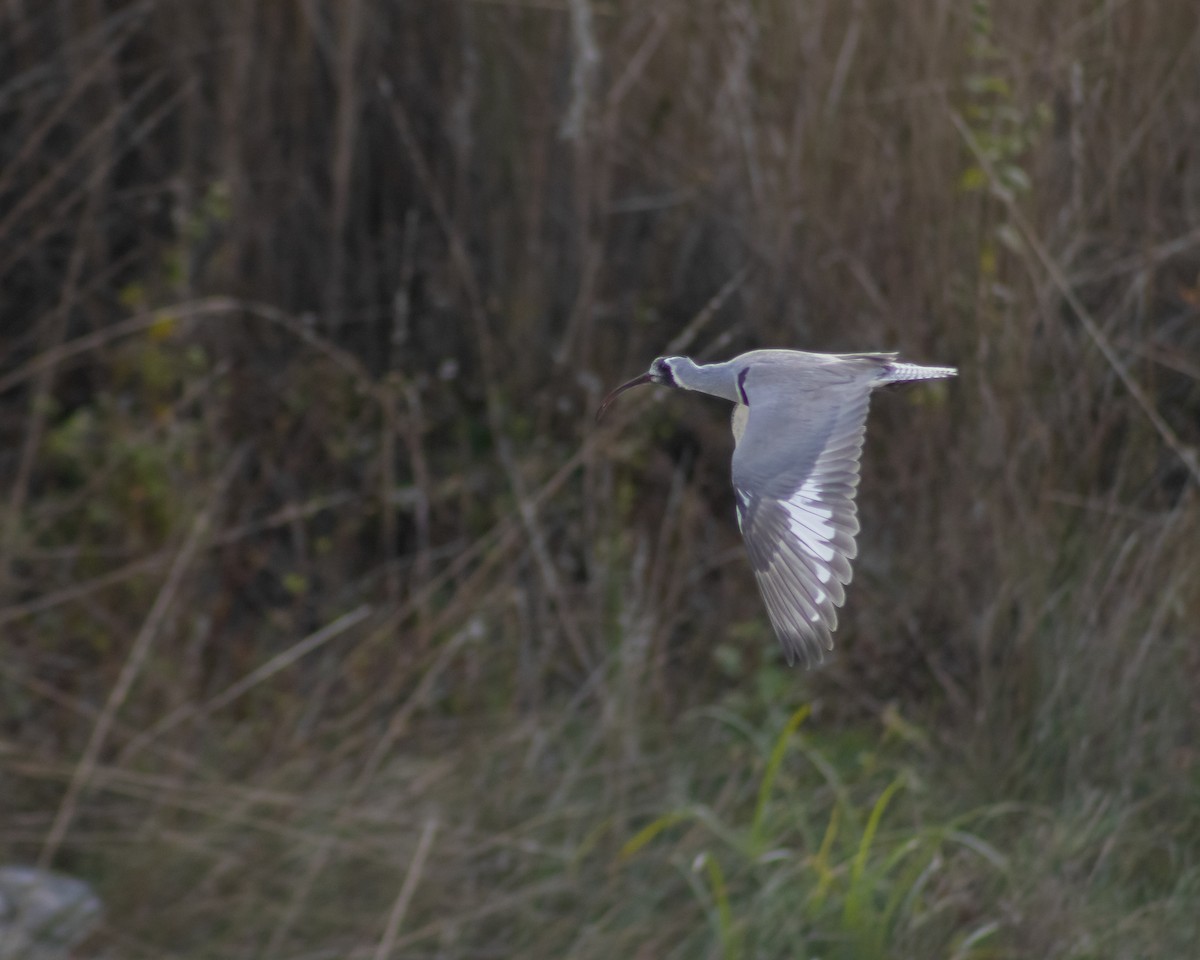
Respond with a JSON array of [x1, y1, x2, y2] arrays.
[[798, 477, 832, 515], [735, 489, 751, 532], [782, 498, 835, 540], [781, 494, 837, 566]]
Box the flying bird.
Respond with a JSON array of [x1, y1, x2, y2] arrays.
[[597, 350, 956, 666]]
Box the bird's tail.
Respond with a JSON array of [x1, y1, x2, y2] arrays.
[[879, 361, 957, 384]]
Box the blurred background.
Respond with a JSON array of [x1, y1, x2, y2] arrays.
[[2, 0, 1199, 956]]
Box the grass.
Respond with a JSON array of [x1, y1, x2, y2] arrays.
[[2, 0, 1200, 956]]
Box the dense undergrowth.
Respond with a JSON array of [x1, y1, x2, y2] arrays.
[[2, 0, 1199, 957]]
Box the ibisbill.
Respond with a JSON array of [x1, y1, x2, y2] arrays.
[[597, 349, 957, 667]]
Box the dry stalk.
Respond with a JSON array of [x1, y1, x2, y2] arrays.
[[401, 380, 434, 641], [0, 662, 205, 778], [0, 80, 118, 592], [378, 384, 401, 603], [264, 621, 476, 956], [0, 297, 241, 396], [949, 108, 1200, 488], [0, 487, 362, 628], [36, 445, 247, 867], [0, 75, 189, 281], [116, 604, 373, 764], [0, 552, 168, 626], [372, 816, 439, 960]]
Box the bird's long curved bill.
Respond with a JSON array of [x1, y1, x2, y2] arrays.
[[596, 372, 653, 422]]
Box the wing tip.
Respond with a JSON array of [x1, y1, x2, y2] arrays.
[[780, 630, 835, 669]]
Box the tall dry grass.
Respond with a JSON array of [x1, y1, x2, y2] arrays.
[[2, 0, 1198, 956]]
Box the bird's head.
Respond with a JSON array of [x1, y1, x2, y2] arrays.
[[647, 356, 683, 387], [596, 356, 686, 422]]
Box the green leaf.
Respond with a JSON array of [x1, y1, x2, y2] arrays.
[[958, 166, 989, 192]]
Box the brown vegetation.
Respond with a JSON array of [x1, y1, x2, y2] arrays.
[[2, 0, 1199, 956]]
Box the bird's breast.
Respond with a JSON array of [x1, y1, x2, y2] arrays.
[[731, 404, 750, 446]]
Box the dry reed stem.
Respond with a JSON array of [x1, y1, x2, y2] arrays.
[[380, 86, 494, 382], [378, 385, 401, 603], [264, 621, 477, 955], [496, 430, 596, 672], [2, 274, 65, 592], [37, 445, 247, 867], [0, 63, 119, 590], [603, 8, 671, 115], [385, 877, 570, 955], [0, 488, 359, 628], [400, 380, 435, 639], [949, 108, 1200, 487], [386, 82, 663, 675], [0, 664, 205, 778], [0, 298, 241, 396], [561, 0, 599, 141], [325, 0, 366, 332], [116, 604, 373, 763], [1082, 24, 1200, 231], [0, 74, 156, 246], [0, 552, 168, 626], [371, 816, 439, 960], [0, 75, 188, 281], [9, 759, 382, 857]]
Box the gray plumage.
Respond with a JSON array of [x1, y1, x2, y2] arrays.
[[598, 349, 957, 667]]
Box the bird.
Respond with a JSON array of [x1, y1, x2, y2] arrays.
[[597, 349, 956, 667]]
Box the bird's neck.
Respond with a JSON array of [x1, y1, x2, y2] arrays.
[[672, 358, 742, 404]]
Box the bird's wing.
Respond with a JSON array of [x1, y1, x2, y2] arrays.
[[731, 382, 873, 666]]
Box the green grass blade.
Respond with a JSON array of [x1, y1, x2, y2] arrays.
[[750, 704, 811, 850], [620, 810, 693, 862], [808, 800, 843, 912], [695, 852, 739, 960], [842, 775, 907, 948]]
